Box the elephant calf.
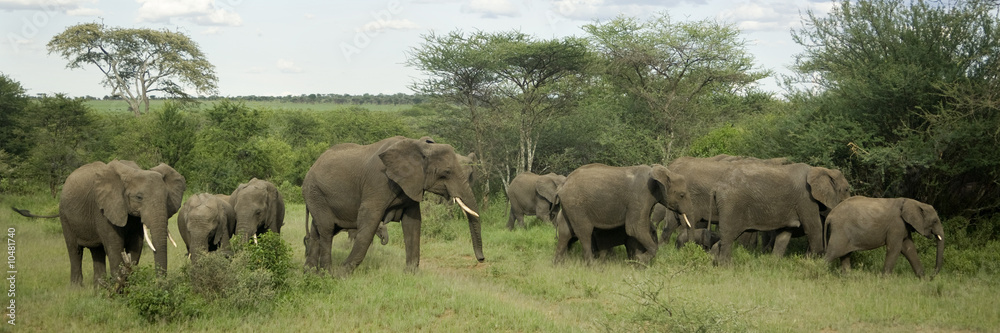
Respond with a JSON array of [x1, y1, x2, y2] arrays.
[[506, 172, 566, 230], [825, 196, 945, 278], [178, 193, 236, 262]]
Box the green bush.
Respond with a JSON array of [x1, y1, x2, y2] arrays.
[[230, 231, 294, 290], [121, 265, 201, 323]]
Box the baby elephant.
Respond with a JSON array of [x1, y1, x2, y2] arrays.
[[178, 193, 237, 262], [825, 196, 945, 278]]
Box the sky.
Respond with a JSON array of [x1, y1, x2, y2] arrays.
[[0, 0, 835, 98]]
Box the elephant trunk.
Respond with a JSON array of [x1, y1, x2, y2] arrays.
[[933, 232, 944, 278], [188, 226, 212, 263], [235, 210, 259, 244], [142, 212, 169, 276], [455, 191, 484, 263]]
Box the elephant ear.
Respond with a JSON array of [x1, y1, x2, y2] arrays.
[[150, 163, 186, 218], [901, 199, 930, 232], [536, 174, 560, 203], [95, 161, 135, 227], [650, 164, 674, 194], [266, 180, 285, 232], [379, 139, 426, 202], [808, 167, 840, 210]]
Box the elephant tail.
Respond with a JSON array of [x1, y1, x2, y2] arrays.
[[11, 206, 58, 218]]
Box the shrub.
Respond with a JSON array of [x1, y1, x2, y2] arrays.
[[230, 231, 294, 290], [120, 265, 201, 323]]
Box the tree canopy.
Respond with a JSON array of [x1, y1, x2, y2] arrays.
[[47, 23, 218, 116]]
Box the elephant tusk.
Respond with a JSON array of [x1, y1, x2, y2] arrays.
[[682, 214, 692, 228], [168, 232, 178, 248], [454, 197, 480, 218], [253, 233, 259, 245], [143, 225, 156, 252], [937, 235, 943, 241]]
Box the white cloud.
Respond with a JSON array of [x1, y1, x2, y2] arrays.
[[276, 59, 302, 74], [461, 0, 519, 18], [357, 19, 420, 33], [718, 0, 834, 32], [0, 0, 96, 14], [66, 7, 101, 16], [136, 0, 243, 26], [304, 13, 315, 19], [550, 0, 706, 21]]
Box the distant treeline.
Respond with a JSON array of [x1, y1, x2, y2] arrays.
[[82, 93, 425, 105]]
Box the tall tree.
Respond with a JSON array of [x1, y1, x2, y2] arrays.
[[47, 23, 218, 116], [407, 31, 499, 198], [584, 13, 768, 162], [486, 32, 590, 175]]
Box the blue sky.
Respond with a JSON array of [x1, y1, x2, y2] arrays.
[[0, 0, 834, 97]]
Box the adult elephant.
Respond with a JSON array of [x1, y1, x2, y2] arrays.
[[554, 163, 693, 264], [303, 136, 483, 275], [15, 160, 185, 285], [229, 178, 285, 244], [348, 151, 475, 245], [661, 155, 789, 249], [825, 196, 944, 278], [178, 193, 236, 262], [714, 163, 850, 264], [506, 172, 566, 230]]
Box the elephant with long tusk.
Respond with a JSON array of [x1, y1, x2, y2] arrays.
[[12, 160, 186, 285], [302, 136, 484, 275]]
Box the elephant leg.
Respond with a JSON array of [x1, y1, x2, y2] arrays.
[[306, 206, 340, 272], [900, 237, 925, 278], [90, 246, 107, 285], [506, 207, 517, 231], [400, 207, 422, 273], [883, 240, 904, 275], [715, 226, 743, 265], [554, 212, 573, 264], [771, 231, 792, 257], [64, 240, 84, 286], [564, 213, 596, 263], [628, 227, 658, 264], [340, 206, 383, 274]]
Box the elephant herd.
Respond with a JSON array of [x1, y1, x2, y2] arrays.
[[15, 136, 944, 286], [507, 154, 945, 278]]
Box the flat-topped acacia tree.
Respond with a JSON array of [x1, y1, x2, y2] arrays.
[[47, 22, 218, 116]]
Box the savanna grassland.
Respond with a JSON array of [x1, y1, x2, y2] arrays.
[[3, 192, 999, 332]]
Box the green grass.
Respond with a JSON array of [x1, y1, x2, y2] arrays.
[[1, 193, 998, 332], [84, 99, 412, 114]]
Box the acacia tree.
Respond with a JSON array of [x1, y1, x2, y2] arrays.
[[407, 31, 498, 197], [47, 23, 218, 116], [486, 32, 590, 175], [584, 13, 768, 162]]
